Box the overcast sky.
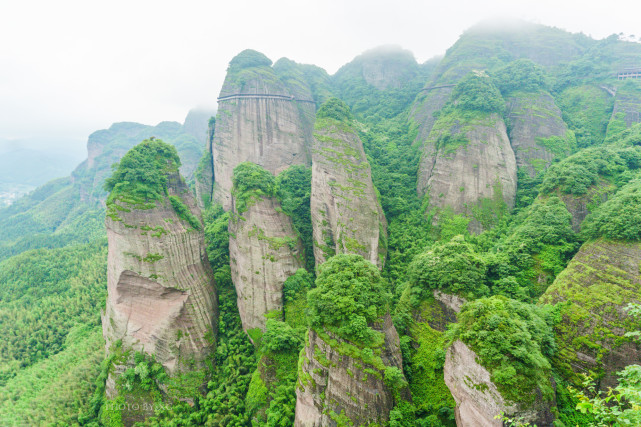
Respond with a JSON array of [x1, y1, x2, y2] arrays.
[[1, 0, 639, 159]]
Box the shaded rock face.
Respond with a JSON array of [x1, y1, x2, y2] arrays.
[[417, 113, 517, 233], [102, 177, 217, 396], [212, 55, 316, 210], [229, 195, 304, 334], [294, 314, 404, 426], [539, 239, 641, 389], [505, 92, 571, 177], [444, 340, 555, 427], [559, 181, 615, 232], [311, 123, 387, 268], [608, 85, 641, 134]]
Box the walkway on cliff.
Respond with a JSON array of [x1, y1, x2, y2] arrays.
[[217, 93, 316, 103]]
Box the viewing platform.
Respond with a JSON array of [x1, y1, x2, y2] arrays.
[[617, 67, 641, 80]]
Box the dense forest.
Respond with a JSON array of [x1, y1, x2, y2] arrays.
[[1, 20, 641, 427]]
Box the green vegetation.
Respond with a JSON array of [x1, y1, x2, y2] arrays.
[[451, 71, 505, 114], [277, 165, 315, 271], [228, 49, 272, 72], [168, 195, 201, 230], [408, 236, 488, 298], [448, 296, 556, 404], [307, 254, 391, 346], [582, 180, 641, 241], [492, 58, 546, 95], [315, 97, 354, 122], [231, 162, 276, 214], [105, 138, 181, 206], [540, 146, 641, 195]]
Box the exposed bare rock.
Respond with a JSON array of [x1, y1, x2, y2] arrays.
[[444, 340, 554, 427], [311, 112, 387, 268], [211, 50, 316, 209], [102, 175, 217, 399], [539, 238, 641, 389], [418, 112, 517, 234], [433, 289, 465, 314], [505, 92, 573, 177], [607, 82, 641, 136], [294, 314, 405, 426], [229, 194, 304, 335]]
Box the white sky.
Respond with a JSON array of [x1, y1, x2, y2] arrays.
[[1, 0, 639, 158]]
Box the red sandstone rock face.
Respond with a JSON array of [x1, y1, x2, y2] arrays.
[[229, 194, 304, 335], [311, 123, 387, 269], [505, 91, 572, 178], [294, 314, 405, 427], [102, 176, 217, 398], [417, 113, 517, 234], [211, 60, 316, 210], [539, 238, 641, 389]]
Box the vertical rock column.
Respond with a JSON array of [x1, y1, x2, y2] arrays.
[[311, 99, 387, 268], [211, 50, 316, 209], [228, 163, 304, 336], [102, 173, 218, 403]]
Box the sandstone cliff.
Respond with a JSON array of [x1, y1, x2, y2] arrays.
[[311, 100, 387, 268], [444, 340, 554, 427], [228, 163, 304, 336], [101, 140, 217, 423], [539, 238, 641, 389], [294, 314, 404, 426], [211, 50, 318, 209], [418, 111, 517, 233], [505, 91, 574, 177], [102, 172, 217, 389], [606, 81, 641, 138]]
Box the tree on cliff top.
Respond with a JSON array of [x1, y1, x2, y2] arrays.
[[492, 58, 546, 95], [228, 49, 272, 72], [315, 97, 354, 123], [104, 138, 181, 204], [448, 295, 556, 404], [307, 254, 390, 345], [451, 71, 505, 114]]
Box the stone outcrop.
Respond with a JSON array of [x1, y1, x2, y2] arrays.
[[311, 115, 387, 268], [539, 238, 641, 389], [444, 340, 555, 427], [294, 314, 405, 426], [102, 175, 218, 399], [418, 112, 517, 234], [558, 180, 615, 232], [505, 91, 573, 177], [607, 82, 641, 136], [229, 193, 304, 335], [211, 50, 317, 209]]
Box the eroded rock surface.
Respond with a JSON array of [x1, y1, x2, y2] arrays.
[[418, 113, 517, 233], [294, 314, 404, 426], [445, 340, 555, 427], [311, 119, 387, 268], [229, 194, 304, 334], [505, 92, 572, 177], [212, 50, 316, 209], [539, 238, 641, 389], [102, 176, 217, 396]]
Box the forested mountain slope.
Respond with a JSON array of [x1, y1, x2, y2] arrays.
[[1, 19, 641, 427]]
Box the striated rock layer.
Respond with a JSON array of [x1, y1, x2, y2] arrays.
[[505, 91, 573, 177], [539, 238, 641, 389], [294, 314, 404, 426], [418, 112, 517, 234], [102, 175, 217, 397], [212, 50, 316, 209], [444, 340, 555, 427], [311, 119, 387, 268], [229, 194, 304, 335]]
